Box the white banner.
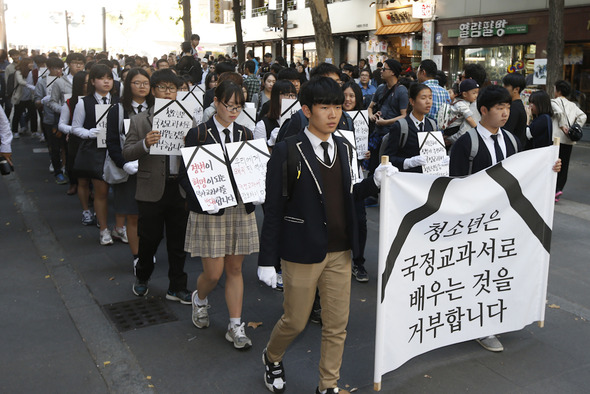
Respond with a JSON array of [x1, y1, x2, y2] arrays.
[[225, 139, 271, 203], [374, 146, 558, 386], [95, 104, 115, 148], [346, 110, 370, 160], [151, 98, 197, 155], [279, 98, 301, 126], [179, 86, 204, 125], [235, 106, 257, 131], [418, 131, 448, 176], [333, 129, 361, 185]]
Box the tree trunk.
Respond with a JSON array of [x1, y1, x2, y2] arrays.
[[546, 0, 564, 96], [308, 0, 334, 64], [233, 0, 245, 65], [182, 0, 192, 42]]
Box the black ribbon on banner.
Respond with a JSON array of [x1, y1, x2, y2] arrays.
[[181, 85, 204, 108], [280, 99, 300, 118], [95, 103, 116, 126], [228, 140, 271, 164], [46, 76, 58, 88], [154, 99, 194, 121], [418, 131, 446, 150], [185, 145, 227, 171]]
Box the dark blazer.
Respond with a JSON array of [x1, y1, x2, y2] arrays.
[[258, 131, 379, 267], [178, 117, 256, 216], [383, 113, 436, 173], [525, 114, 552, 150], [449, 127, 521, 177]]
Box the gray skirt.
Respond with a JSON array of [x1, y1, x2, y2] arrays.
[[184, 204, 259, 258], [112, 175, 138, 215]]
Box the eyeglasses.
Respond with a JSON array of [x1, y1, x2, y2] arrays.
[[132, 81, 150, 88], [219, 101, 243, 113], [383, 67, 391, 71], [282, 93, 297, 99], [155, 84, 178, 92]]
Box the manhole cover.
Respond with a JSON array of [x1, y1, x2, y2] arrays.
[[103, 297, 178, 332]]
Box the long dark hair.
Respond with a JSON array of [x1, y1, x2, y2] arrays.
[[121, 67, 154, 112], [87, 64, 115, 96], [341, 81, 363, 111], [70, 71, 88, 110], [268, 80, 296, 120], [214, 80, 245, 106], [529, 90, 553, 119]]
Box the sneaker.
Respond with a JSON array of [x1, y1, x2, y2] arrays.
[[13, 132, 19, 139], [263, 348, 286, 393], [310, 308, 322, 325], [275, 271, 283, 292], [555, 191, 563, 202], [111, 226, 129, 243], [166, 289, 192, 304], [133, 257, 139, 275], [352, 265, 369, 282], [82, 210, 96, 226], [49, 162, 54, 173], [55, 173, 68, 185], [225, 322, 252, 349], [132, 279, 149, 296], [316, 388, 340, 394], [100, 228, 114, 246], [191, 291, 210, 328], [476, 335, 504, 352]]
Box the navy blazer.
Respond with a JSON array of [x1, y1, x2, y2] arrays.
[[383, 114, 436, 173], [258, 131, 379, 267], [178, 117, 255, 216], [449, 127, 521, 177]]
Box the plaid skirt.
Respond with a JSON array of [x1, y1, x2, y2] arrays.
[[184, 204, 259, 258]]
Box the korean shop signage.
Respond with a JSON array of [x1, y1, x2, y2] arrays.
[[448, 20, 528, 39]]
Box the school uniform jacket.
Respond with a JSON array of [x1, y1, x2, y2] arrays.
[[178, 117, 255, 216], [258, 131, 379, 267], [383, 113, 436, 173]]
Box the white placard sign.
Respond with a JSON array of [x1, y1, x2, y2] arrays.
[[225, 139, 271, 203], [95, 104, 114, 148], [235, 107, 257, 131], [46, 76, 59, 96], [151, 98, 197, 155], [180, 144, 237, 210], [346, 110, 370, 159], [334, 129, 361, 184], [179, 86, 204, 125], [123, 119, 130, 136], [279, 99, 301, 126], [418, 131, 449, 176]]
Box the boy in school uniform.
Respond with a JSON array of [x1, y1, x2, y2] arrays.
[[122, 68, 192, 304], [257, 76, 396, 394], [47, 53, 85, 119], [502, 72, 528, 146]]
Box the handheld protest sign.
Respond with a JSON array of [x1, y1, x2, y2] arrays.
[[334, 129, 361, 184], [279, 98, 301, 126], [181, 144, 237, 210], [225, 139, 271, 203], [418, 131, 448, 176], [95, 103, 115, 148], [179, 85, 204, 125], [46, 76, 59, 96], [151, 98, 197, 155], [123, 119, 131, 136], [235, 106, 257, 131], [346, 110, 370, 159]]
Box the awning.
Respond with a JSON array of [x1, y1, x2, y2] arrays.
[[376, 22, 422, 36]]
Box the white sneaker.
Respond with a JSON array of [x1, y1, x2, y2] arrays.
[[13, 132, 20, 139], [49, 162, 54, 173], [191, 291, 210, 329], [100, 228, 114, 246], [476, 335, 504, 352], [111, 226, 128, 243], [225, 322, 252, 349]]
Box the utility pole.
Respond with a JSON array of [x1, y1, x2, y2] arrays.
[[283, 0, 288, 63], [102, 7, 106, 52], [65, 10, 71, 53], [0, 0, 7, 50]]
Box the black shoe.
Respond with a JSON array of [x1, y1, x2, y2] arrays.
[[132, 279, 149, 297], [352, 264, 369, 282], [316, 388, 340, 394], [166, 289, 192, 304], [309, 308, 322, 325], [263, 348, 286, 393]]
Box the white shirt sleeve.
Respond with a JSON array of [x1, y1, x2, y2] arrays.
[[0, 107, 12, 153], [58, 103, 72, 135], [71, 100, 91, 139], [253, 120, 267, 140]]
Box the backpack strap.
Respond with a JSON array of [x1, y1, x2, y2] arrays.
[[398, 118, 409, 149], [502, 129, 518, 154], [426, 117, 437, 131], [282, 135, 301, 199], [467, 127, 479, 175]]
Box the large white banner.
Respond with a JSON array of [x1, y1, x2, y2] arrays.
[[374, 146, 559, 388]]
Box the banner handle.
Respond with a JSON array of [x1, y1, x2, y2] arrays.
[[381, 155, 389, 165], [553, 137, 560, 146], [374, 382, 382, 391], [538, 321, 544, 328]]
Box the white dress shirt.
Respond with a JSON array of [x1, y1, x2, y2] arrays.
[[476, 122, 507, 166], [213, 115, 235, 149], [71, 92, 112, 139], [304, 127, 335, 165]]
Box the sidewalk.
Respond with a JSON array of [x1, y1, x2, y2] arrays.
[[1, 135, 589, 393]]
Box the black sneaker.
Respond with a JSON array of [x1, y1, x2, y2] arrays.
[[316, 387, 340, 394], [132, 279, 149, 297], [309, 308, 322, 325], [352, 265, 369, 282], [263, 348, 286, 393], [166, 289, 192, 305]]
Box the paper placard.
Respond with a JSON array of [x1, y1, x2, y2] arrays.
[[279, 98, 301, 126], [418, 131, 448, 176], [235, 107, 257, 131], [346, 110, 370, 159], [179, 86, 204, 125], [46, 76, 59, 96], [225, 139, 271, 203], [334, 129, 361, 184], [123, 119, 130, 136], [151, 98, 197, 155], [95, 104, 114, 148], [38, 67, 48, 79], [181, 144, 237, 210]]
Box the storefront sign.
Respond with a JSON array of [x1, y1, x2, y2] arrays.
[[448, 20, 528, 38], [379, 6, 420, 26], [412, 2, 433, 19]]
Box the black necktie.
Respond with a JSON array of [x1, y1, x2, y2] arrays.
[[102, 97, 108, 104], [137, 105, 143, 113], [418, 122, 424, 132], [223, 128, 231, 144], [490, 134, 504, 162], [320, 141, 330, 165]]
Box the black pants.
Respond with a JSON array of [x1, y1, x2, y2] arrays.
[[136, 180, 189, 291], [43, 123, 66, 176], [557, 143, 573, 193], [67, 135, 81, 185], [11, 100, 37, 133], [353, 199, 367, 267]]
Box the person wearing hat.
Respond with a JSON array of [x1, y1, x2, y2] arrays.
[[443, 78, 480, 147]]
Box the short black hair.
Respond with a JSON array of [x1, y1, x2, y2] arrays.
[[46, 57, 64, 69], [214, 80, 245, 106], [464, 63, 486, 86], [435, 70, 447, 87], [150, 68, 181, 88], [409, 83, 431, 101], [419, 59, 437, 78], [502, 73, 526, 94], [33, 55, 47, 65], [66, 52, 85, 65], [156, 58, 169, 68], [264, 53, 272, 59], [215, 61, 235, 75], [181, 41, 192, 53], [476, 85, 511, 115], [310, 62, 340, 78], [87, 64, 114, 96], [244, 60, 256, 74], [299, 76, 344, 109], [271, 63, 283, 74], [190, 34, 200, 41], [554, 80, 571, 97], [268, 80, 297, 120], [121, 68, 154, 112], [342, 64, 354, 73], [277, 67, 300, 81]]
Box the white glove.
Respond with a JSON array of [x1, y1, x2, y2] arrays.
[[373, 162, 398, 188], [206, 204, 220, 214], [123, 160, 139, 175], [441, 156, 450, 166], [403, 155, 427, 169], [252, 194, 265, 206], [87, 128, 101, 139], [257, 266, 277, 288], [267, 127, 280, 146], [526, 126, 532, 140]]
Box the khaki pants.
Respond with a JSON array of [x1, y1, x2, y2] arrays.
[[266, 250, 351, 391]]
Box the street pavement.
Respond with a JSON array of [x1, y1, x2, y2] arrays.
[[1, 134, 589, 393]]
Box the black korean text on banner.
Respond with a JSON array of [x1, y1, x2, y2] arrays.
[[373, 146, 559, 387], [95, 103, 115, 148], [225, 139, 271, 203], [334, 129, 361, 185], [346, 110, 370, 160], [151, 98, 197, 155], [279, 98, 301, 126], [180, 143, 237, 210], [179, 85, 204, 125], [418, 131, 448, 176]]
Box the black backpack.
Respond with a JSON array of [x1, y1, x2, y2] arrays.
[[5, 72, 16, 100]]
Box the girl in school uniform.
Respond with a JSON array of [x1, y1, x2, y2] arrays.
[[179, 80, 260, 350], [106, 68, 154, 265], [71, 64, 118, 246], [253, 79, 296, 144], [525, 90, 553, 150], [383, 83, 438, 173]]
